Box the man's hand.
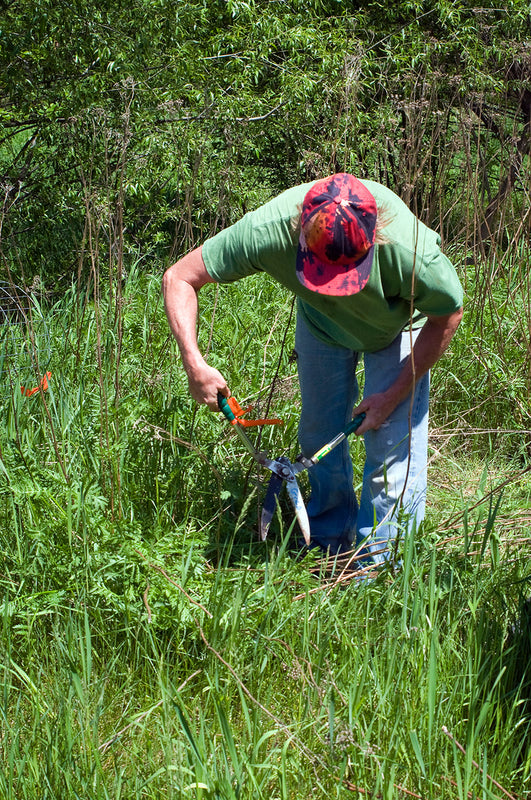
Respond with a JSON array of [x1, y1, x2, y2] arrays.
[[186, 361, 229, 411], [352, 392, 394, 434]]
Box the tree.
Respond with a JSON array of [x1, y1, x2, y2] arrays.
[[1, 0, 529, 287]]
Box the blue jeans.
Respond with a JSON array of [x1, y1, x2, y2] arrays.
[[295, 314, 429, 560]]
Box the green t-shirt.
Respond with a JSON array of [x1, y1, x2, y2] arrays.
[[202, 179, 463, 353]]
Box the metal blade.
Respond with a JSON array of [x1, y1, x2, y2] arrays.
[[285, 479, 311, 546], [260, 473, 283, 541]]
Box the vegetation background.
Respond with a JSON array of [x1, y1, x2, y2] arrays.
[[0, 0, 530, 797]]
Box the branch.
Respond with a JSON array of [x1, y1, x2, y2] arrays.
[[235, 102, 285, 122]]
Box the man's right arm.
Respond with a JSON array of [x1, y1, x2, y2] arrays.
[[162, 245, 229, 410]]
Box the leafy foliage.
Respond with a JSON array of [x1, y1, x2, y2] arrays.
[[1, 2, 531, 796], [1, 0, 530, 285]]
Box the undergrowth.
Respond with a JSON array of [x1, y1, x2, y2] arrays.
[[0, 253, 530, 798]]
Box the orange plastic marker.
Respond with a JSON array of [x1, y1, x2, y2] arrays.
[[21, 371, 51, 397], [226, 396, 283, 427]]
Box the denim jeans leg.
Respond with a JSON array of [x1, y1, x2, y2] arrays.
[[357, 329, 429, 563], [295, 314, 359, 554]]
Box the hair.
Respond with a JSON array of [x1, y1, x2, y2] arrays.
[[290, 203, 395, 245], [374, 205, 395, 245]]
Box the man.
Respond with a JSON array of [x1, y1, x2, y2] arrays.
[[163, 173, 463, 560]]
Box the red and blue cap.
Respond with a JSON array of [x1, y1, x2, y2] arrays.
[[296, 173, 377, 296]]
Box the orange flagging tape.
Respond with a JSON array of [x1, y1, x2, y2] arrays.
[[227, 395, 283, 427], [21, 371, 51, 397]]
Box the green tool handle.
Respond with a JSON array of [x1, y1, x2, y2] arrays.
[[217, 391, 235, 422], [217, 391, 258, 458], [310, 412, 366, 464], [344, 412, 366, 438]]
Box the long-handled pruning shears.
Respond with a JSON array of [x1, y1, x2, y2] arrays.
[[217, 392, 365, 546]]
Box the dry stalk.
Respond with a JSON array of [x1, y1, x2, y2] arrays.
[[438, 464, 531, 532], [442, 726, 520, 800], [343, 779, 422, 798], [135, 550, 213, 619]]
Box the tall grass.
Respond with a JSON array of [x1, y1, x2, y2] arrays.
[[0, 239, 530, 797], [0, 525, 530, 798]]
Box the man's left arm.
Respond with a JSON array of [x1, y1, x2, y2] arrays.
[[354, 308, 463, 434]]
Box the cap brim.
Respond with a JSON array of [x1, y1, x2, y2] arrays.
[[296, 230, 374, 296]]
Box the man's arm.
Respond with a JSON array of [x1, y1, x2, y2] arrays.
[[354, 307, 463, 434], [162, 245, 229, 410]]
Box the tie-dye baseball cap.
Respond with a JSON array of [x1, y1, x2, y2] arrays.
[[296, 173, 377, 296]]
